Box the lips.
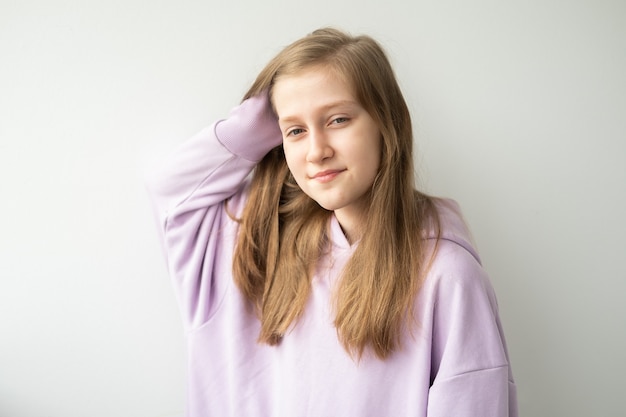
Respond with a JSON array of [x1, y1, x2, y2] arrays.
[[309, 169, 344, 183]]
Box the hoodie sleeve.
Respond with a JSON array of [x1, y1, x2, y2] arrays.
[[145, 93, 282, 329], [424, 236, 518, 416]]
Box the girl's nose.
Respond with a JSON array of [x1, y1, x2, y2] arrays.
[[306, 129, 333, 163]]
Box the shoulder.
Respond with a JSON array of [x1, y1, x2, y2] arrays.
[[420, 198, 499, 318], [425, 239, 496, 311], [428, 198, 481, 264], [418, 204, 509, 377]]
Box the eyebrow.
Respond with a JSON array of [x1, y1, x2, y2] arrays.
[[278, 99, 359, 124]]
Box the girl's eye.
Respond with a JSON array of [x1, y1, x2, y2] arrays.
[[287, 128, 305, 137], [331, 117, 349, 125]]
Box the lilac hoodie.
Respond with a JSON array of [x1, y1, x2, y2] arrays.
[[146, 94, 518, 417]]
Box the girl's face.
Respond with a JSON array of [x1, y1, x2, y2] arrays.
[[273, 66, 382, 242]]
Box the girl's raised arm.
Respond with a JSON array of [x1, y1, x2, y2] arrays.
[[145, 93, 282, 328]]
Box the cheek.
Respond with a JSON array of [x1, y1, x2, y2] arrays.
[[282, 145, 302, 176], [363, 135, 383, 169]]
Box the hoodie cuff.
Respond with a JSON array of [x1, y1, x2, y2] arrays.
[[214, 93, 283, 162]]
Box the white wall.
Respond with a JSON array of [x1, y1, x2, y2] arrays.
[[1, 1, 624, 416]]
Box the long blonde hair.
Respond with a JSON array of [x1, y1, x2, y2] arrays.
[[233, 28, 440, 359]]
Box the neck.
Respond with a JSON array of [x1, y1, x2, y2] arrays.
[[334, 206, 366, 245]]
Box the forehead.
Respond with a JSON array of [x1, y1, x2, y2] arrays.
[[272, 66, 357, 115]]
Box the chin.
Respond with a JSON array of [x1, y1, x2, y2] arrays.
[[311, 199, 339, 211]]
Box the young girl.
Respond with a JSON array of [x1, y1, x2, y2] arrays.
[[146, 28, 518, 416]]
